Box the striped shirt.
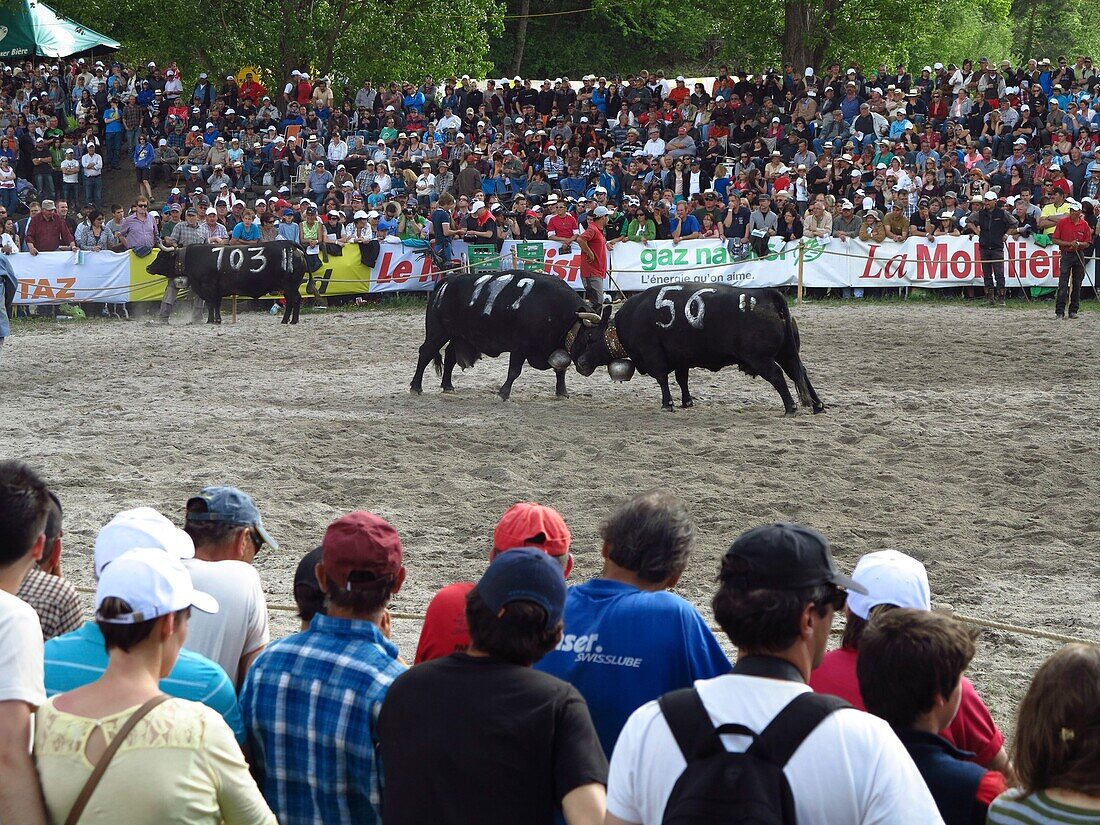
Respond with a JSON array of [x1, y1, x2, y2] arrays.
[[170, 221, 207, 246], [43, 622, 244, 742], [987, 790, 1100, 824], [239, 614, 406, 825]]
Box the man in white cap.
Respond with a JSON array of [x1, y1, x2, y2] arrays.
[[1050, 198, 1092, 319], [966, 191, 1018, 305], [42, 508, 245, 741], [578, 205, 610, 305], [810, 549, 1013, 779]]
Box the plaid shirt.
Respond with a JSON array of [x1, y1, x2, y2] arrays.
[[16, 567, 82, 641], [239, 614, 405, 825]]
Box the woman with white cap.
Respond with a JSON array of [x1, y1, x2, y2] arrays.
[[810, 549, 1014, 782], [34, 549, 275, 824]]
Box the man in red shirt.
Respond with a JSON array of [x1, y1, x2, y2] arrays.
[[546, 197, 579, 251], [578, 205, 610, 306], [1051, 199, 1093, 319], [25, 199, 76, 256], [413, 503, 573, 664]]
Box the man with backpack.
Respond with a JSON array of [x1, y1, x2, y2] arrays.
[[604, 523, 943, 825]]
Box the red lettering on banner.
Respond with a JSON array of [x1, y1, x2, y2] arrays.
[[374, 251, 397, 282], [859, 245, 881, 279], [544, 247, 582, 282], [1032, 250, 1049, 279], [390, 260, 413, 282], [881, 253, 908, 279], [950, 249, 971, 279], [915, 243, 948, 280]]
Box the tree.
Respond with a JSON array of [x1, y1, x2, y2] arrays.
[[53, 0, 502, 89]]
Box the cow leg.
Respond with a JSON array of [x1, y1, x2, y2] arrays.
[[555, 369, 568, 398], [292, 290, 302, 324], [779, 353, 826, 414], [281, 291, 293, 324], [215, 303, 222, 324], [441, 344, 457, 392], [498, 351, 525, 401], [752, 358, 798, 415], [207, 301, 217, 324], [675, 367, 693, 408], [411, 335, 448, 394]]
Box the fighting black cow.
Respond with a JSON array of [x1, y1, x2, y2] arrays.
[[146, 240, 307, 324], [411, 269, 603, 400], [571, 283, 825, 414]]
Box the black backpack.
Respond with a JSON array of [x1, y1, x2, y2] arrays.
[[658, 688, 850, 824]]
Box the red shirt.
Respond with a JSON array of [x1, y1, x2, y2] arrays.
[[809, 646, 1005, 765], [546, 211, 578, 240], [413, 582, 475, 664], [25, 213, 75, 252], [579, 221, 607, 279], [1052, 213, 1093, 247]]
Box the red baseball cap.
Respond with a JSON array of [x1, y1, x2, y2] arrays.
[[492, 503, 572, 561], [322, 511, 403, 590]]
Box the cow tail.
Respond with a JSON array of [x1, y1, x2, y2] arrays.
[[776, 293, 813, 408], [777, 293, 801, 353]]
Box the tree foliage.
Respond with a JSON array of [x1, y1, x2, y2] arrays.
[[52, 0, 502, 87]]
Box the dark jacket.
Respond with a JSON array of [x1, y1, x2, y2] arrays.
[[895, 729, 993, 825]]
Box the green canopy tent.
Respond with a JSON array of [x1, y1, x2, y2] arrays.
[[0, 0, 119, 59]]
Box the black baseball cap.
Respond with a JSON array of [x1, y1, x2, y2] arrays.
[[722, 523, 867, 593]]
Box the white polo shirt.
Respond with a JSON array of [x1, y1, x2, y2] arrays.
[[182, 559, 269, 688], [607, 673, 943, 825], [0, 590, 45, 708]]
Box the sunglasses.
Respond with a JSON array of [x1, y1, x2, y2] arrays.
[[819, 589, 848, 612]]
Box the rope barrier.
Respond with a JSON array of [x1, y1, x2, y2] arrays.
[[71, 585, 1097, 646]]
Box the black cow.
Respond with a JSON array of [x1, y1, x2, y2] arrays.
[[572, 283, 825, 414], [146, 240, 307, 324], [411, 269, 602, 400]]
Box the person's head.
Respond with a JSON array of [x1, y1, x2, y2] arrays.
[[842, 549, 931, 649], [0, 461, 50, 575], [95, 548, 218, 675], [317, 511, 405, 620], [595, 489, 697, 586], [184, 486, 277, 563], [491, 502, 573, 575], [712, 523, 866, 676], [1012, 644, 1100, 797], [293, 546, 324, 629], [857, 609, 976, 730], [465, 548, 566, 666]]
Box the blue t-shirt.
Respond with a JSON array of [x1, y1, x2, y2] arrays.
[[231, 221, 261, 241], [44, 622, 244, 742], [534, 578, 730, 757], [670, 214, 701, 236]]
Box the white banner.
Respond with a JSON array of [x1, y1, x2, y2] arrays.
[[10, 250, 133, 305], [606, 236, 1095, 290]]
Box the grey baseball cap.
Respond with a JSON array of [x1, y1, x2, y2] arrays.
[[186, 486, 278, 549]]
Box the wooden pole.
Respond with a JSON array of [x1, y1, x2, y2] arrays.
[[232, 296, 237, 323], [797, 239, 805, 305]]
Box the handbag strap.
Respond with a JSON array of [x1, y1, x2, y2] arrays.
[[64, 694, 170, 825]]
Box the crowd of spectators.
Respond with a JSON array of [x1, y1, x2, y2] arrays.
[[0, 55, 1098, 324], [1, 459, 1099, 824]]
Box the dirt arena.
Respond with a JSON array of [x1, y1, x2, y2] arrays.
[[4, 299, 1098, 731]]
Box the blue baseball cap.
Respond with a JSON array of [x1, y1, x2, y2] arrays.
[[186, 486, 278, 550], [475, 547, 567, 628]]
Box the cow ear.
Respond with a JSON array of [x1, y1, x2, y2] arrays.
[[600, 303, 613, 325]]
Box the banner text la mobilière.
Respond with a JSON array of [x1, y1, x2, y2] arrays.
[[10, 236, 1094, 304]]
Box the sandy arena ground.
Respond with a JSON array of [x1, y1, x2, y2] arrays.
[[3, 299, 1098, 732]]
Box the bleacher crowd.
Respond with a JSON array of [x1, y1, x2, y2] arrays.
[[1, 459, 1098, 824], [0, 55, 1098, 329]]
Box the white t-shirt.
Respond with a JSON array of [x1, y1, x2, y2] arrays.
[[181, 559, 269, 687], [606, 673, 943, 825], [0, 589, 46, 708]]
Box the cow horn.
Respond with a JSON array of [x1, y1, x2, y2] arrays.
[[157, 240, 173, 253], [576, 311, 602, 326]]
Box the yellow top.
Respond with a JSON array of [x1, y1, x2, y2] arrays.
[[34, 696, 275, 825]]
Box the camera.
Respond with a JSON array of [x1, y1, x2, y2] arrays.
[[403, 206, 416, 215]]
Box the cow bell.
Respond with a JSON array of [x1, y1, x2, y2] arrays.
[[548, 349, 572, 371], [608, 359, 636, 382]]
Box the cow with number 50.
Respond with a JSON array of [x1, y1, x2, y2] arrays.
[[571, 283, 826, 414], [147, 240, 308, 325], [411, 269, 603, 400]]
